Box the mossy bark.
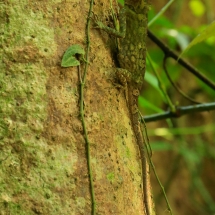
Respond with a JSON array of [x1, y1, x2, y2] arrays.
[[0, 0, 148, 214]]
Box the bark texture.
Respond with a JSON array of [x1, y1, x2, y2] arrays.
[[0, 0, 148, 214]]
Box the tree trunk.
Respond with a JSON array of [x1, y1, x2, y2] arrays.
[[0, 0, 149, 214]]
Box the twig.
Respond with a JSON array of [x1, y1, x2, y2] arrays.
[[148, 0, 175, 27], [163, 56, 201, 104], [143, 102, 215, 123], [139, 113, 174, 215], [147, 53, 176, 113], [147, 30, 215, 91]]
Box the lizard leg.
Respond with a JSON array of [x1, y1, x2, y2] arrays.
[[115, 68, 132, 103], [94, 7, 126, 38]]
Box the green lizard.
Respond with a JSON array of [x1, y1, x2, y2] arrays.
[[95, 0, 155, 214]]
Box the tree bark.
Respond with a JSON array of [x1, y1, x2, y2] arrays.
[[0, 0, 149, 214]]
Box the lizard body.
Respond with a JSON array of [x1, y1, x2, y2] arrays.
[[95, 1, 155, 214]]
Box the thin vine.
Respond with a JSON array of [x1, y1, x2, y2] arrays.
[[139, 114, 174, 215], [79, 0, 95, 214]]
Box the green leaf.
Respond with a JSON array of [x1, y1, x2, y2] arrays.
[[163, 29, 189, 50], [138, 96, 163, 113], [61, 44, 85, 67], [150, 141, 173, 151], [179, 21, 215, 58], [117, 0, 124, 6], [144, 70, 166, 102], [189, 0, 205, 17], [144, 71, 159, 89]]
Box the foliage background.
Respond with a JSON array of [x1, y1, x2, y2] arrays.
[[144, 0, 215, 214]]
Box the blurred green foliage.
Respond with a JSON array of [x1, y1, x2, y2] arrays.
[[144, 1, 215, 214], [142, 2, 215, 114], [189, 0, 205, 17]]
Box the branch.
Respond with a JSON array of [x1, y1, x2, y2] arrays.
[[147, 30, 215, 91], [163, 56, 201, 104], [143, 102, 215, 123]]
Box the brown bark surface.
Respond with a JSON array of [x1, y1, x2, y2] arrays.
[[0, 0, 148, 214]]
